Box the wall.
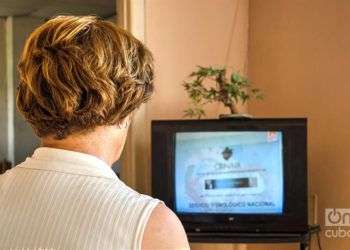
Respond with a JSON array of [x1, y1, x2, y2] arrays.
[[144, 1, 249, 249], [12, 17, 42, 164], [0, 19, 8, 160], [0, 17, 42, 165], [249, 1, 350, 250], [146, 0, 249, 120]]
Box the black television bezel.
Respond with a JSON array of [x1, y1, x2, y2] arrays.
[[152, 118, 308, 233]]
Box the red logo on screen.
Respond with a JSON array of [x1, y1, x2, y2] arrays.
[[267, 131, 278, 142]]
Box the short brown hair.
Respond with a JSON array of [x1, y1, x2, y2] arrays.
[[17, 15, 154, 139]]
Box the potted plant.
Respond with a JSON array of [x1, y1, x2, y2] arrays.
[[183, 66, 263, 119]]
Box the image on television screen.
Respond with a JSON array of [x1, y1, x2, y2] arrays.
[[175, 131, 284, 214]]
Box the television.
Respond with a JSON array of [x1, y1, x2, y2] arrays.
[[152, 118, 308, 236]]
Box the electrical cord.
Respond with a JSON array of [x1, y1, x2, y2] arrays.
[[316, 230, 322, 250], [308, 225, 322, 250]]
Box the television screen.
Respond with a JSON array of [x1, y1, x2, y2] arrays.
[[175, 131, 284, 215]]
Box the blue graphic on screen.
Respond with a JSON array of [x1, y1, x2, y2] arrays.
[[175, 131, 284, 214]]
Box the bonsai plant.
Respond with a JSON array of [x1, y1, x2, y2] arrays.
[[183, 66, 263, 119]]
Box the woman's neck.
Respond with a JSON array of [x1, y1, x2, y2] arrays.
[[41, 126, 128, 166]]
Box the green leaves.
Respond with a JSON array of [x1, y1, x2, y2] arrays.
[[183, 66, 263, 119], [184, 106, 205, 119], [251, 88, 264, 100], [230, 72, 249, 86], [190, 66, 225, 78]]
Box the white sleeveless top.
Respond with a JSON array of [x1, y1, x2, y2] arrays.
[[0, 147, 160, 250]]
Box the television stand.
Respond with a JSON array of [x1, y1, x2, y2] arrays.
[[187, 225, 321, 250]]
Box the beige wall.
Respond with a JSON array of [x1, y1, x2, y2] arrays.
[[249, 1, 350, 250], [146, 0, 249, 120], [144, 1, 249, 249]]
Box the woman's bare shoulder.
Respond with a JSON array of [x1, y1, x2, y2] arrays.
[[142, 203, 190, 250]]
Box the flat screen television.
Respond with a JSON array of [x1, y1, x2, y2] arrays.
[[152, 118, 308, 235]]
